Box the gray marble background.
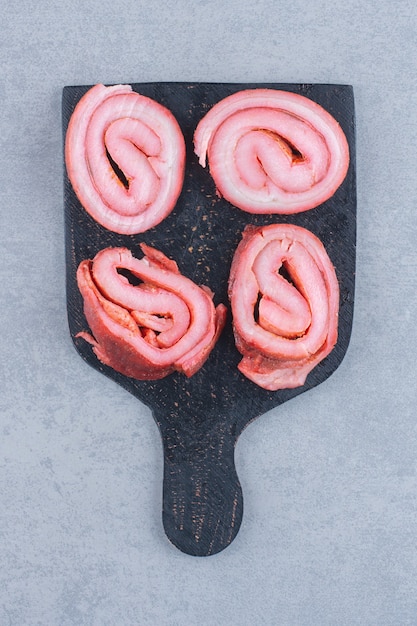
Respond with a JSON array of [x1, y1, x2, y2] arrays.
[[1, 1, 416, 624]]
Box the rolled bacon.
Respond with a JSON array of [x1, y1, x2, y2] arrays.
[[228, 224, 339, 390], [65, 84, 186, 234], [194, 89, 349, 215], [76, 245, 227, 380]]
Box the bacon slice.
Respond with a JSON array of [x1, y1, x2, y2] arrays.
[[194, 89, 349, 214], [76, 245, 227, 380], [228, 224, 339, 390], [65, 84, 186, 234]]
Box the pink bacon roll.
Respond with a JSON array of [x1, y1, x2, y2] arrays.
[[194, 89, 349, 214], [76, 244, 227, 380], [228, 224, 339, 390], [65, 84, 186, 234]]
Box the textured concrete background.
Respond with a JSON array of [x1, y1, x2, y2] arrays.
[[1, 1, 417, 624]]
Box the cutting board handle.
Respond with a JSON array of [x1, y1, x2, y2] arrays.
[[160, 424, 243, 556]]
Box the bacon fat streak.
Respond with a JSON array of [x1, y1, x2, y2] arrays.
[[194, 89, 349, 215], [76, 245, 227, 380], [228, 224, 339, 390], [65, 84, 186, 234]]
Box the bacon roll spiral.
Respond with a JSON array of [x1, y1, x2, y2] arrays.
[[228, 224, 339, 390], [194, 89, 349, 215], [65, 84, 186, 234], [76, 245, 227, 380]]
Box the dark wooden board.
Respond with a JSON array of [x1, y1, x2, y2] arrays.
[[63, 82, 356, 556]]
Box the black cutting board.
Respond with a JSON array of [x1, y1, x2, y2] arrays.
[[63, 82, 356, 556]]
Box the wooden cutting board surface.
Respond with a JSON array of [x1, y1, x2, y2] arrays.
[[63, 82, 356, 556]]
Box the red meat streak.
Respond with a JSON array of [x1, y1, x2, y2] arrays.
[[228, 224, 339, 390], [76, 244, 227, 380], [65, 84, 185, 234], [194, 89, 349, 215]]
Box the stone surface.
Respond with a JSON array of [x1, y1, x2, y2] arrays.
[[1, 0, 417, 623]]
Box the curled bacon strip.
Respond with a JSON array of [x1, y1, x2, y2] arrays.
[[228, 224, 339, 390], [65, 84, 186, 234], [194, 89, 349, 214], [76, 245, 227, 380]]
